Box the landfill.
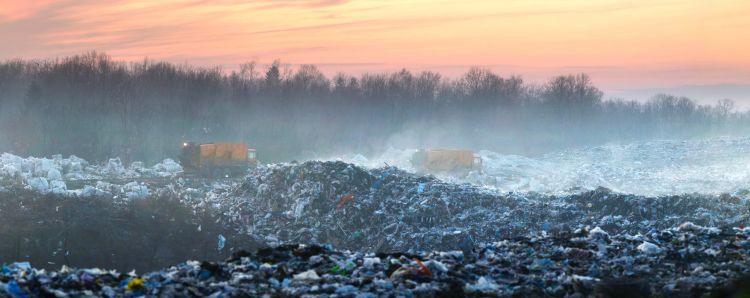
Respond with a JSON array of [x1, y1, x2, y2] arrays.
[[2, 227, 750, 297], [2, 140, 750, 296], [332, 137, 750, 197], [206, 161, 750, 253], [0, 153, 186, 199]]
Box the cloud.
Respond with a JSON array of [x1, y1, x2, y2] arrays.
[[248, 0, 350, 9], [0, 0, 663, 53], [0, 0, 59, 22], [0, 0, 748, 91]]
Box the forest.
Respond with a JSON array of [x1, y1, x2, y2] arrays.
[[0, 52, 746, 163]]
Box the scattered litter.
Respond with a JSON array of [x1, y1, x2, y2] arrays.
[[637, 241, 661, 254], [0, 145, 749, 297], [218, 234, 226, 251], [336, 194, 355, 209], [293, 269, 320, 281]]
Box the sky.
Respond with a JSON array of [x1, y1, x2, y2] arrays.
[[1, 0, 749, 105]]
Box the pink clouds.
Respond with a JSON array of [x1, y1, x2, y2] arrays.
[[0, 0, 748, 94], [0, 0, 58, 21]]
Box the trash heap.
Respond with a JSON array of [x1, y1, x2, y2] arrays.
[[205, 161, 750, 254], [463, 137, 750, 196], [331, 138, 750, 197], [0, 153, 184, 198], [3, 222, 750, 298], [2, 159, 750, 296], [213, 161, 514, 252]]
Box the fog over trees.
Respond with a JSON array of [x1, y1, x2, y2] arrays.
[[0, 52, 747, 163]]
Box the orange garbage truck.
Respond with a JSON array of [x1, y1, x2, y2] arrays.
[[179, 142, 258, 177], [410, 149, 482, 174]]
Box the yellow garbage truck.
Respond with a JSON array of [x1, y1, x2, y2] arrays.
[[179, 142, 257, 177], [410, 149, 482, 174]]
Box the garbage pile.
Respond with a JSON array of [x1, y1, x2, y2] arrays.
[[3, 223, 750, 298], [468, 137, 750, 196], [332, 138, 750, 196], [2, 156, 750, 296], [205, 161, 750, 254], [0, 153, 184, 198]]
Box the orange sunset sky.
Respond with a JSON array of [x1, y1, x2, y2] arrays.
[[1, 0, 749, 102]]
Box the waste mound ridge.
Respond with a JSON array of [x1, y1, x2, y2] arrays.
[[207, 160, 750, 253], [331, 137, 750, 196], [472, 137, 750, 196]]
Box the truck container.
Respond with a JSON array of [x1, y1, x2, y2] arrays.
[[179, 142, 257, 177], [410, 149, 482, 173]]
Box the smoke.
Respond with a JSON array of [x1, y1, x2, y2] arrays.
[[0, 52, 748, 164]]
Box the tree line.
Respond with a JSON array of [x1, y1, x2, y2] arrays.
[[0, 52, 747, 163]]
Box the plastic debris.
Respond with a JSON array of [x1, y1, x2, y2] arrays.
[[637, 241, 661, 254], [363, 257, 380, 269], [218, 234, 226, 251], [466, 276, 500, 293], [5, 281, 28, 298], [0, 214, 749, 296], [293, 269, 320, 281], [336, 194, 355, 209], [126, 278, 145, 291], [0, 146, 748, 296], [0, 153, 182, 197], [589, 226, 609, 240], [11, 262, 31, 270]]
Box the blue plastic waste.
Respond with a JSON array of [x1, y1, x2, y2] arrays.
[[371, 179, 382, 190], [11, 262, 31, 271], [6, 281, 28, 298], [218, 234, 226, 250], [529, 258, 554, 271]]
